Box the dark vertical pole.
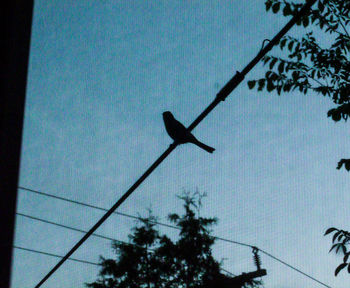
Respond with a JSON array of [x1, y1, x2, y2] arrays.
[[1, 1, 34, 287]]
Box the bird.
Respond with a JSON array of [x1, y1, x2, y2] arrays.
[[162, 111, 215, 153]]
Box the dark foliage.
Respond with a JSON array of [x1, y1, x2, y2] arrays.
[[324, 228, 350, 276], [86, 192, 262, 288], [248, 0, 350, 170]]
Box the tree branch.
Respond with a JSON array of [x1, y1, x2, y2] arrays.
[[321, 0, 350, 38]]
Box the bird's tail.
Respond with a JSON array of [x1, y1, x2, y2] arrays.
[[193, 140, 215, 153]]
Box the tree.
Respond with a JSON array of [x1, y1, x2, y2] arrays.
[[165, 192, 222, 288], [86, 192, 262, 288], [247, 0, 350, 275]]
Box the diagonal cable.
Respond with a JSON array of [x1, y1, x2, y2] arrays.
[[14, 246, 100, 266], [33, 142, 177, 288], [16, 212, 155, 250], [258, 249, 332, 288]]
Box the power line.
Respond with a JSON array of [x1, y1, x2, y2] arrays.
[[16, 212, 155, 251], [13, 246, 100, 266], [33, 144, 178, 288], [15, 213, 233, 276], [17, 212, 121, 243], [16, 212, 332, 288], [18, 186, 178, 231], [18, 186, 333, 288], [14, 245, 239, 278], [18, 186, 254, 248], [258, 249, 332, 288], [19, 186, 253, 248], [220, 268, 236, 277]]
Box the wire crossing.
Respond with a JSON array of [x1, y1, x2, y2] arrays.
[[18, 186, 178, 230], [14, 246, 238, 277], [19, 184, 332, 288], [18, 186, 253, 248], [15, 213, 239, 277], [34, 143, 177, 288], [32, 1, 317, 287], [16, 211, 156, 251]]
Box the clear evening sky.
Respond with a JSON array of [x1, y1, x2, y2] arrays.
[[12, 1, 349, 287]]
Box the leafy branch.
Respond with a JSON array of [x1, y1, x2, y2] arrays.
[[250, 0, 350, 171], [324, 228, 350, 276]]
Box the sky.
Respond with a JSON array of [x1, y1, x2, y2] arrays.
[[11, 1, 350, 288]]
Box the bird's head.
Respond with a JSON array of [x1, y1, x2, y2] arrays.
[[162, 111, 174, 120]]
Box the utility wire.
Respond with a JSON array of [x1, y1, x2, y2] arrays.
[[18, 186, 178, 230], [17, 212, 122, 244], [31, 1, 317, 287], [18, 186, 253, 248], [220, 268, 236, 277], [258, 249, 332, 288], [14, 245, 238, 278], [23, 238, 321, 288], [16, 213, 233, 276], [19, 186, 332, 288], [16, 212, 155, 251], [13, 246, 100, 266]]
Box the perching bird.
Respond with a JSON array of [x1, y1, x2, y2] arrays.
[[162, 111, 215, 153]]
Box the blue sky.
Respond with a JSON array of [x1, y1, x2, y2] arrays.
[[12, 1, 350, 287]]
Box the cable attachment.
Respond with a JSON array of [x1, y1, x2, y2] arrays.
[[260, 39, 271, 52], [252, 246, 262, 271], [216, 71, 244, 102]]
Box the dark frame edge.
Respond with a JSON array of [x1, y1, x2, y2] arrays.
[[1, 1, 34, 287]]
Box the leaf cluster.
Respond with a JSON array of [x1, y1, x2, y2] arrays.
[[324, 227, 350, 276], [248, 0, 350, 169]]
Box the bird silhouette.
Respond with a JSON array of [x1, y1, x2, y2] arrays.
[[162, 111, 215, 153]]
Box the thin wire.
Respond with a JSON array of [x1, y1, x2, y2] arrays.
[[17, 212, 122, 244], [14, 245, 236, 277], [18, 186, 254, 248], [220, 268, 236, 277], [33, 143, 178, 288], [14, 244, 332, 288], [16, 212, 235, 276], [13, 246, 100, 266], [17, 245, 259, 286], [16, 212, 155, 251], [18, 186, 178, 230], [258, 249, 332, 288], [18, 186, 332, 288], [214, 235, 254, 249]]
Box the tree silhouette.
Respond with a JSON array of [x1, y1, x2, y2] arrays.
[[86, 192, 262, 288], [165, 192, 221, 287], [247, 0, 349, 276]]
